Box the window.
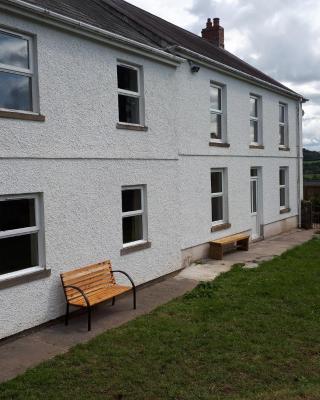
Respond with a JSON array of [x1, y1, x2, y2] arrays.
[[122, 186, 147, 246], [250, 95, 261, 144], [279, 103, 288, 147], [279, 168, 289, 209], [0, 28, 37, 113], [0, 194, 44, 277], [211, 170, 227, 224], [117, 64, 143, 125], [210, 84, 223, 141]]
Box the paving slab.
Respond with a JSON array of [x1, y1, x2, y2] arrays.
[[0, 228, 315, 383]]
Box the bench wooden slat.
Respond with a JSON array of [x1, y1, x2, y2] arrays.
[[68, 285, 131, 307], [62, 261, 111, 279], [63, 272, 115, 289], [65, 284, 111, 301], [211, 233, 250, 245]]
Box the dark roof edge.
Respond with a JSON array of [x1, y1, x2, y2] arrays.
[[175, 46, 308, 102], [1, 0, 184, 66], [2, 0, 309, 102]]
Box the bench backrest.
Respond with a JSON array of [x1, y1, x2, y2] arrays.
[[60, 260, 115, 302]]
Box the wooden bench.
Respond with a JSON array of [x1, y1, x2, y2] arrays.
[[209, 233, 250, 260], [60, 260, 136, 331]]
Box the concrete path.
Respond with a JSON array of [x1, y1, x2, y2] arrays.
[[177, 229, 315, 281], [0, 228, 315, 383]]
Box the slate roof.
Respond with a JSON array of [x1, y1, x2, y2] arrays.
[[21, 0, 301, 97]]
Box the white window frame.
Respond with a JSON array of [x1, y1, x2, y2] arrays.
[[279, 167, 289, 210], [211, 169, 228, 226], [249, 95, 262, 145], [0, 193, 45, 281], [0, 27, 39, 114], [279, 102, 288, 147], [209, 83, 224, 143], [122, 185, 147, 248], [117, 63, 143, 126]]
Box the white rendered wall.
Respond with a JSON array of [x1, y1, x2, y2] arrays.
[[0, 12, 179, 160], [176, 62, 301, 251], [0, 12, 181, 339], [0, 159, 181, 338], [179, 156, 299, 251]]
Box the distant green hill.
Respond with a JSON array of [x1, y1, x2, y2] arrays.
[[303, 148, 320, 162], [303, 148, 320, 181]]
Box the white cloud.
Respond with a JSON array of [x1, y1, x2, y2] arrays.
[[127, 0, 197, 28]]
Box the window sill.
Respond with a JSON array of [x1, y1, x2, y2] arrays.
[[0, 267, 51, 289], [120, 241, 151, 256], [279, 146, 290, 151], [280, 207, 291, 214], [249, 144, 265, 149], [116, 123, 148, 132], [0, 110, 46, 122], [209, 142, 230, 148], [211, 223, 231, 232]]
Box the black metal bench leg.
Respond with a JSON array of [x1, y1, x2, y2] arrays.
[[133, 287, 136, 310], [65, 303, 69, 326], [88, 306, 92, 331], [112, 297, 115, 306]]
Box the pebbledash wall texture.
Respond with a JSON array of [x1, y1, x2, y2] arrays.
[[0, 7, 303, 339]]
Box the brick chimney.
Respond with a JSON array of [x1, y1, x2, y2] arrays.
[[201, 18, 224, 49]]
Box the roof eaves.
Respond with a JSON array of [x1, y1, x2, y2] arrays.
[[1, 0, 184, 67], [175, 46, 307, 102]]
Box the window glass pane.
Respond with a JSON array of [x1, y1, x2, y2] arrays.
[[279, 125, 285, 145], [0, 31, 29, 69], [251, 180, 257, 213], [250, 120, 258, 143], [123, 215, 143, 244], [279, 169, 286, 185], [117, 65, 138, 92], [251, 168, 258, 177], [0, 71, 32, 111], [118, 94, 140, 124], [210, 113, 222, 140], [212, 196, 223, 222], [211, 172, 223, 194], [0, 198, 36, 231], [122, 189, 142, 213], [210, 86, 221, 110], [279, 104, 285, 123], [0, 233, 38, 275], [250, 97, 258, 117], [280, 187, 286, 207]]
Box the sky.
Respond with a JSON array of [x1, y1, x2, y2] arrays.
[[128, 0, 320, 151]]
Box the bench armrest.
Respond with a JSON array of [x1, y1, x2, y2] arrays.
[[63, 285, 90, 307], [112, 270, 136, 288]]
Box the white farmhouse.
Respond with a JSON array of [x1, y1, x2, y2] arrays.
[[0, 0, 306, 339]]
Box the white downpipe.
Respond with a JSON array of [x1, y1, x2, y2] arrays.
[[296, 101, 303, 227]]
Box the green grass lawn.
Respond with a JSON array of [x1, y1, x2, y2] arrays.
[[2, 239, 320, 400]]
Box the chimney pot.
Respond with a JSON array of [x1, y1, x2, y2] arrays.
[[201, 17, 224, 49]]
